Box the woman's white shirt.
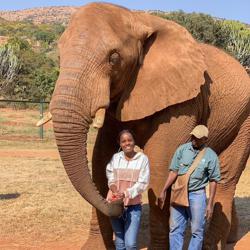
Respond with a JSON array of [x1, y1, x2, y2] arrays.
[[106, 151, 150, 199]]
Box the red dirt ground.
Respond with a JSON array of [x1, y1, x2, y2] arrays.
[[0, 149, 59, 159], [0, 230, 249, 250]]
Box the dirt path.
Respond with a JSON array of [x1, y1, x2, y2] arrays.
[[0, 149, 59, 159], [0, 237, 84, 250], [0, 234, 249, 250]]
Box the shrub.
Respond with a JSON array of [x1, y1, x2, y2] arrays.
[[221, 20, 250, 67]]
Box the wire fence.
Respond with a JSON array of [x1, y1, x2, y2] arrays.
[[0, 99, 53, 140]]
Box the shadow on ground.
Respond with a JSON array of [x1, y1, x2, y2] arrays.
[[138, 204, 149, 249], [0, 193, 20, 200]]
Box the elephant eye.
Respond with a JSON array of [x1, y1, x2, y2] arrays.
[[109, 52, 120, 66]]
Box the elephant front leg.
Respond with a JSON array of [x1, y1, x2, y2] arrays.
[[204, 116, 250, 249], [203, 184, 234, 250], [142, 110, 197, 249], [82, 115, 122, 250], [147, 188, 171, 249], [227, 200, 238, 243]]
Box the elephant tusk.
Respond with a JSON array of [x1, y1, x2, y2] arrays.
[[93, 108, 106, 129], [36, 112, 52, 127]]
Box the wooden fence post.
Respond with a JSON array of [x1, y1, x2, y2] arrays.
[[39, 100, 44, 139]]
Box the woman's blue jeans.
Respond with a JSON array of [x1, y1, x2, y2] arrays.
[[111, 204, 142, 250], [169, 189, 207, 250]]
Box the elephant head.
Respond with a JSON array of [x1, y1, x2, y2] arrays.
[[50, 3, 207, 216]]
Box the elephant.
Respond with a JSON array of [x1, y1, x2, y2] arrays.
[[49, 2, 250, 249]]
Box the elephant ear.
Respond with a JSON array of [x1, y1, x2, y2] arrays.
[[116, 15, 207, 121]]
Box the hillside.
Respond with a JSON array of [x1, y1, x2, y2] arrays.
[[0, 7, 249, 102], [0, 6, 249, 26], [0, 6, 78, 24]]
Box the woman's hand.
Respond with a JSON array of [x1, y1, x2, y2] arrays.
[[110, 192, 125, 202], [115, 192, 125, 199], [157, 190, 166, 209], [110, 184, 118, 194], [109, 185, 125, 201]]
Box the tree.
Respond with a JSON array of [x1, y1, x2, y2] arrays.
[[13, 49, 58, 100], [31, 67, 58, 100], [33, 30, 55, 44], [221, 20, 250, 67], [153, 11, 250, 69], [0, 36, 58, 100], [154, 11, 228, 47], [0, 20, 63, 100], [0, 37, 26, 95]]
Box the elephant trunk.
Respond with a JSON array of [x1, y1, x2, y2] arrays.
[[50, 93, 122, 217]]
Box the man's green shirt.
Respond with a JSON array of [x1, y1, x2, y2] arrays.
[[169, 142, 221, 191]]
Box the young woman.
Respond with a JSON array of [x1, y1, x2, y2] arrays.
[[106, 129, 150, 250]]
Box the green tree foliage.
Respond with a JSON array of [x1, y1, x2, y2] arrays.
[[0, 20, 65, 54], [154, 11, 228, 47], [221, 21, 250, 67], [0, 12, 249, 101], [32, 24, 65, 45], [153, 11, 250, 68], [13, 47, 58, 100], [0, 37, 24, 95], [0, 36, 58, 100], [27, 65, 59, 100], [33, 30, 55, 44], [0, 20, 63, 100]]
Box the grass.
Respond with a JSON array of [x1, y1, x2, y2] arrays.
[[0, 116, 8, 122], [0, 107, 54, 139], [0, 157, 90, 246], [0, 107, 249, 249], [0, 140, 56, 149], [0, 124, 39, 136]]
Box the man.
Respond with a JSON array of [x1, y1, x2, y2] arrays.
[[158, 125, 221, 250]]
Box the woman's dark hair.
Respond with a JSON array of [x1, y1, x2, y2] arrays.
[[117, 129, 136, 143]]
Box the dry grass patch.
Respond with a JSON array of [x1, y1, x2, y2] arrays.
[[0, 157, 91, 248], [0, 107, 54, 139]]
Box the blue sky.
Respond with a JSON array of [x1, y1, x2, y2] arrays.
[[1, 1, 250, 24]]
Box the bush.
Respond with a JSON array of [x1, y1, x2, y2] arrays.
[[221, 20, 250, 67], [0, 37, 23, 95], [0, 19, 64, 101], [153, 11, 250, 68], [0, 37, 58, 100], [154, 11, 228, 47], [33, 30, 55, 44]]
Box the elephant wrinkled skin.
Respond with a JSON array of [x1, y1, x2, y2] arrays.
[[49, 3, 250, 249]]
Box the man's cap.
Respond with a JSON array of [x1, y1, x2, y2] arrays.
[[190, 125, 209, 139]]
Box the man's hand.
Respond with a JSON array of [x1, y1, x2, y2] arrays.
[[156, 171, 178, 209], [206, 181, 217, 220], [157, 190, 166, 210], [205, 204, 213, 220]]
